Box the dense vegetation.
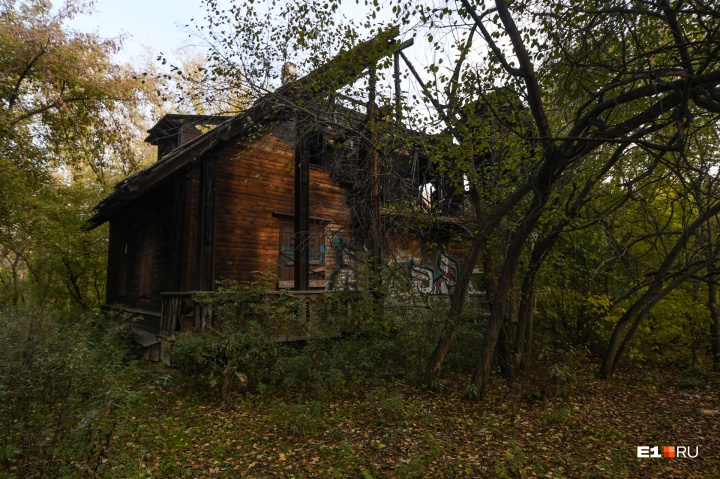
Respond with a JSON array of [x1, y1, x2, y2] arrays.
[[2, 305, 720, 478], [3, 0, 720, 477]]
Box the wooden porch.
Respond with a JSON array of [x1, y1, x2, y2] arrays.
[[158, 290, 332, 339]]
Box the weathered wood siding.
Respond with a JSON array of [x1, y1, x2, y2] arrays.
[[213, 125, 352, 289], [106, 181, 175, 313], [183, 168, 201, 291]]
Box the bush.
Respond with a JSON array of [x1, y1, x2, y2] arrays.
[[0, 307, 135, 479], [170, 279, 301, 407], [171, 329, 279, 405], [268, 294, 449, 396], [171, 279, 480, 400]]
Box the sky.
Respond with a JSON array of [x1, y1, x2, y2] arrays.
[[63, 0, 431, 121], [66, 0, 397, 66], [67, 0, 210, 64]]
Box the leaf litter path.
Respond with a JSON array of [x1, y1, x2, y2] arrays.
[[111, 365, 720, 478]]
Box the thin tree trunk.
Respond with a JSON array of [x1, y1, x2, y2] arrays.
[[424, 233, 484, 388], [514, 232, 560, 370], [710, 264, 720, 368], [515, 271, 537, 371], [469, 185, 553, 399], [600, 288, 655, 378], [497, 320, 513, 379], [470, 277, 512, 399]]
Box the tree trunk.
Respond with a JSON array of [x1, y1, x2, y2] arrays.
[[710, 264, 720, 368], [497, 321, 513, 379], [514, 232, 559, 371], [469, 280, 512, 399], [424, 233, 484, 388], [469, 192, 552, 398], [515, 272, 537, 371]]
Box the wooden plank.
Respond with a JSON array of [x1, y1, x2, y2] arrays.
[[168, 176, 187, 291], [295, 131, 310, 291], [279, 280, 328, 289], [198, 153, 217, 291]]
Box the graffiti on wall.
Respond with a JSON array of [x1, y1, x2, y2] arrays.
[[406, 249, 465, 295], [327, 236, 468, 295], [328, 236, 364, 291]]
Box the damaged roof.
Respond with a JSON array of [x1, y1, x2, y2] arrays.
[[86, 26, 402, 229]]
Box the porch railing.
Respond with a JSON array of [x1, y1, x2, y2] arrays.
[[159, 290, 329, 339]]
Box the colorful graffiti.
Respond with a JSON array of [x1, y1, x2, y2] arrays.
[[327, 236, 468, 295], [407, 249, 465, 294], [328, 236, 364, 290]]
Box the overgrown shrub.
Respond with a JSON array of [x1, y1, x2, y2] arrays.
[[170, 279, 301, 407], [0, 307, 135, 479], [267, 293, 449, 396], [171, 278, 491, 401]]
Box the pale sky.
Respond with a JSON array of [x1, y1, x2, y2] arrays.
[[66, 0, 396, 66], [68, 0, 209, 64]]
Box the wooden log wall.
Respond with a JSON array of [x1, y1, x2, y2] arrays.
[[213, 123, 353, 289], [106, 181, 175, 315]]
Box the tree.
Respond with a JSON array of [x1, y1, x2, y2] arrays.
[[0, 0, 155, 310], [188, 0, 720, 398], [400, 0, 720, 397]]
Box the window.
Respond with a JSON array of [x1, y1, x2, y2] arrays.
[[305, 131, 326, 168], [278, 220, 327, 289]]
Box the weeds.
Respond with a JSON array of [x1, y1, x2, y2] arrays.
[[0, 308, 136, 479]]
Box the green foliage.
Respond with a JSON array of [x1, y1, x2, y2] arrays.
[[171, 279, 305, 407], [270, 296, 452, 396], [0, 308, 136, 479], [170, 278, 476, 402], [493, 440, 528, 479], [0, 0, 157, 312], [543, 406, 574, 427]]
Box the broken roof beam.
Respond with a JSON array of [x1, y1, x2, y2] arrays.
[[270, 26, 401, 106], [218, 26, 403, 141]]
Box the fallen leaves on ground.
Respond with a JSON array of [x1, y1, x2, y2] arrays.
[[102, 364, 720, 478]]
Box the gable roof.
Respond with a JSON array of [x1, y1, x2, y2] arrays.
[[86, 26, 402, 229], [145, 114, 231, 146]]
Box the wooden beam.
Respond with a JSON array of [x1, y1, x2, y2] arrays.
[[294, 130, 311, 291], [168, 175, 187, 291]]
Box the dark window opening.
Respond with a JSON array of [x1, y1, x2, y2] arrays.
[[305, 131, 326, 168]]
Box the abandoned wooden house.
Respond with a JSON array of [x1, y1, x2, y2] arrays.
[[87, 28, 472, 353]]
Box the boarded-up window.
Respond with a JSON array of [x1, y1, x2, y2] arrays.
[[138, 233, 156, 298], [278, 220, 326, 289]]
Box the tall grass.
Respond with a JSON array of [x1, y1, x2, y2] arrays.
[[0, 308, 135, 479]]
